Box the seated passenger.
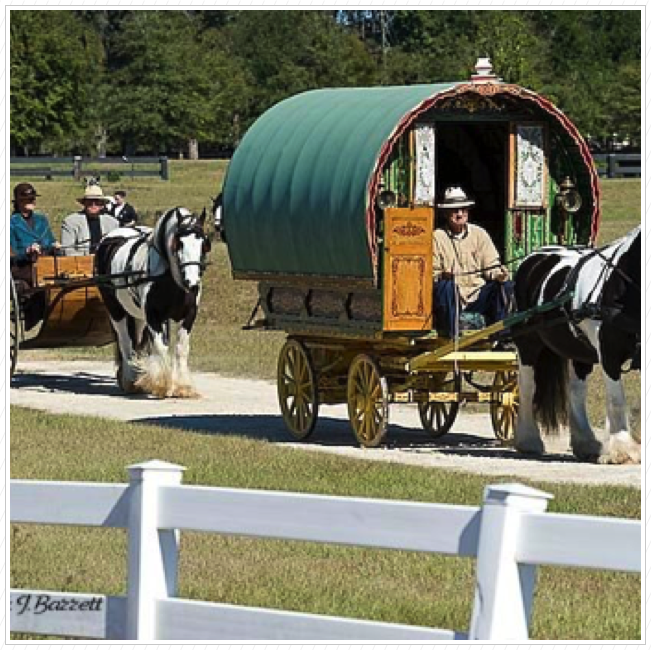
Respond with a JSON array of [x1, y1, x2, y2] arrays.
[[433, 186, 513, 338], [9, 182, 59, 330], [10, 182, 59, 264], [61, 185, 119, 255]]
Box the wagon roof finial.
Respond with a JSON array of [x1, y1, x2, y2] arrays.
[[471, 57, 500, 82]]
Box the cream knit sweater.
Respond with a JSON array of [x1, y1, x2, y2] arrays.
[[433, 224, 508, 306]]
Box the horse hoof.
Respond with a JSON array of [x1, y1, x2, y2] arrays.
[[598, 447, 641, 465], [171, 385, 200, 399], [515, 447, 545, 458], [572, 444, 603, 463], [601, 435, 642, 465]]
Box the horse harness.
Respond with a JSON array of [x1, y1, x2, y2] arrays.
[[559, 239, 640, 333], [553, 238, 640, 370]]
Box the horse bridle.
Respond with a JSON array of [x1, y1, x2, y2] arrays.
[[174, 218, 211, 274]]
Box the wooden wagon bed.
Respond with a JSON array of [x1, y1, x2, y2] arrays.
[[10, 255, 113, 374]]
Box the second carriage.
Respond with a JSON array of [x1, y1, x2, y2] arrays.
[[10, 254, 114, 377], [222, 61, 600, 447]]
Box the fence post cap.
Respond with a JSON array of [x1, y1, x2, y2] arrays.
[[483, 483, 553, 509], [127, 459, 186, 481]]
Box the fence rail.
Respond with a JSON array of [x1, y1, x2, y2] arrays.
[[10, 156, 170, 181], [10, 460, 641, 641], [592, 153, 641, 178]]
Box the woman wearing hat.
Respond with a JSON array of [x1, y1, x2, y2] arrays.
[[433, 186, 513, 338], [61, 185, 120, 256], [10, 182, 60, 330], [10, 183, 59, 262]]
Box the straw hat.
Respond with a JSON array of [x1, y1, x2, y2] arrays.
[[77, 185, 110, 204], [437, 186, 475, 209]]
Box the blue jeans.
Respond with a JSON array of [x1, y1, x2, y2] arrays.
[[435, 279, 514, 337]]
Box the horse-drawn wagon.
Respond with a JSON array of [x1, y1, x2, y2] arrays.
[[222, 60, 600, 447], [10, 254, 114, 376]]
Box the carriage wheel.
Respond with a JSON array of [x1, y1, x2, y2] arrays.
[[418, 372, 461, 438], [347, 354, 389, 448], [277, 339, 319, 440], [9, 277, 21, 377], [490, 371, 519, 443]]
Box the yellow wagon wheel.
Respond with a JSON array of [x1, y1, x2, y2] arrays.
[[277, 339, 319, 440], [418, 372, 461, 438], [490, 370, 519, 443], [347, 354, 389, 448], [9, 277, 22, 377]]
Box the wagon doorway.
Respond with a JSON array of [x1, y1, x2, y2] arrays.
[[436, 122, 509, 253]]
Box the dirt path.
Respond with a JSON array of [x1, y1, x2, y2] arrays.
[[10, 360, 640, 488]]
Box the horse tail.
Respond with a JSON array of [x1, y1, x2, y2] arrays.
[[533, 349, 569, 432]]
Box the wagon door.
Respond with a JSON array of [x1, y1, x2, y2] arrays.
[[506, 122, 550, 262], [382, 207, 434, 331]]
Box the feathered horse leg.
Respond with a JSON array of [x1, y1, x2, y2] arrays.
[[171, 325, 200, 398], [170, 288, 200, 398], [134, 319, 174, 397]]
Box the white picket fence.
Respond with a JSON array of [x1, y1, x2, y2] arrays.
[[10, 460, 640, 641]]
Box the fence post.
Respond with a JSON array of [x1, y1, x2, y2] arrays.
[[73, 156, 83, 181], [160, 156, 169, 181], [125, 460, 185, 640], [469, 483, 553, 641], [608, 154, 616, 179]]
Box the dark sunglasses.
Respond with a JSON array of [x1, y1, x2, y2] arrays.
[[85, 200, 106, 206]]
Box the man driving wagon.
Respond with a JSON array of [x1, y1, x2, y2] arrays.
[[433, 186, 514, 339]]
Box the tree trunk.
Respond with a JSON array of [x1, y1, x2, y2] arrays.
[[96, 126, 107, 158], [188, 138, 199, 160]]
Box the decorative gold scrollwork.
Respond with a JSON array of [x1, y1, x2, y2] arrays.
[[393, 222, 426, 238]]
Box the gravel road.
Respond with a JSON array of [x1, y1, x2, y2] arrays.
[[10, 360, 640, 488]]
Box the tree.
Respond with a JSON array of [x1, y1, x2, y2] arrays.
[[10, 10, 104, 154], [472, 11, 542, 88], [103, 11, 250, 155], [386, 11, 477, 84], [529, 10, 641, 144], [223, 11, 376, 128]]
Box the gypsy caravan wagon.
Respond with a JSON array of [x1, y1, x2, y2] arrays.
[[222, 60, 600, 447]]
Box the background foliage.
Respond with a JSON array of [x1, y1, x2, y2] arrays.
[[10, 9, 640, 156]]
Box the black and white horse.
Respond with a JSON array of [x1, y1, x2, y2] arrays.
[[512, 226, 640, 464], [95, 208, 211, 397]]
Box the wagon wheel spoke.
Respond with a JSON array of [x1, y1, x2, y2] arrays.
[[490, 371, 519, 444], [347, 355, 388, 448], [9, 278, 21, 377], [418, 372, 459, 439], [277, 340, 319, 440]]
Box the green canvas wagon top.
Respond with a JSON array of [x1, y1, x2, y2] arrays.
[[223, 72, 600, 286]]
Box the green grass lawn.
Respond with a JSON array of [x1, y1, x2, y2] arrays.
[[10, 407, 641, 641]]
